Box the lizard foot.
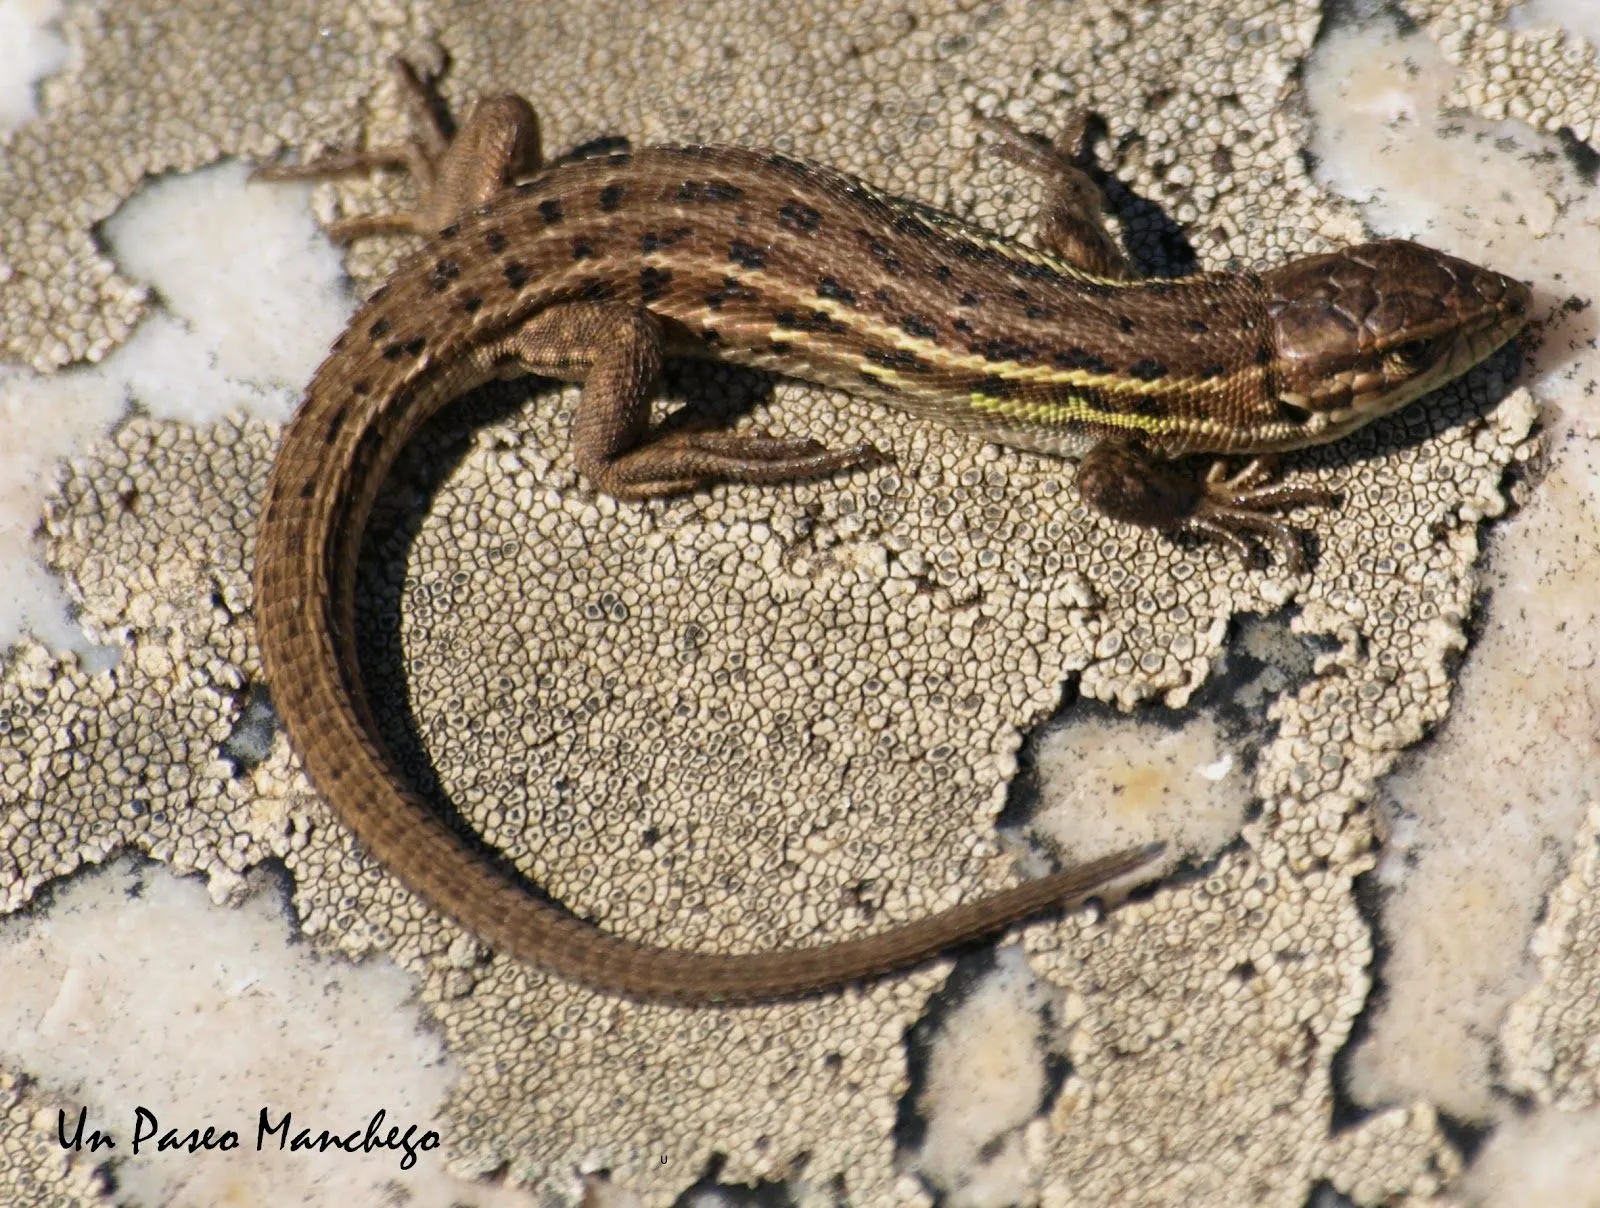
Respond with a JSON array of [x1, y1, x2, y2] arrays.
[[971, 109, 1131, 280], [1179, 457, 1338, 573], [253, 55, 540, 241], [972, 107, 1103, 175], [598, 432, 886, 499]]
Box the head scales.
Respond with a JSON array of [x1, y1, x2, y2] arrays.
[[1257, 240, 1531, 446]]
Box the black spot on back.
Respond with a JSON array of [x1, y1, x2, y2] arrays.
[[639, 265, 672, 302], [504, 262, 531, 289], [1116, 314, 1137, 334], [1199, 362, 1226, 380], [571, 240, 595, 261], [773, 308, 846, 335], [1054, 347, 1114, 374], [537, 199, 564, 224], [728, 240, 766, 269], [368, 317, 391, 340], [1187, 318, 1210, 334], [485, 231, 508, 253], [599, 183, 625, 211], [974, 374, 1021, 399], [861, 234, 903, 275], [979, 338, 1035, 363], [817, 276, 856, 306], [427, 259, 461, 293], [641, 226, 692, 253], [461, 294, 484, 314], [767, 152, 811, 177], [323, 403, 350, 444], [778, 201, 821, 232], [1127, 358, 1168, 381], [702, 275, 757, 310], [900, 313, 936, 340], [890, 210, 928, 238], [864, 345, 927, 372]]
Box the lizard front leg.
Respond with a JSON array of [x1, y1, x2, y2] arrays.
[[975, 110, 1133, 280], [982, 114, 1338, 567], [1076, 438, 1336, 572]]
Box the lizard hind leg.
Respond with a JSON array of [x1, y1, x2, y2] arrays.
[[973, 110, 1133, 280], [254, 55, 542, 241], [493, 304, 882, 500]]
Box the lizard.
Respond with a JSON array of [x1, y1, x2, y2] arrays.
[[253, 57, 1532, 1004]]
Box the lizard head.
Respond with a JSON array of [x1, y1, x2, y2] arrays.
[[1257, 240, 1531, 444]]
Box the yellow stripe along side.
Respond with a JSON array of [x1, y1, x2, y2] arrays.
[[673, 254, 1270, 445]]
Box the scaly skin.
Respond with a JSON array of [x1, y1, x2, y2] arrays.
[[254, 61, 1530, 1003]]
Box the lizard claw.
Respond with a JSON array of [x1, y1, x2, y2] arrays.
[[1182, 456, 1338, 573]]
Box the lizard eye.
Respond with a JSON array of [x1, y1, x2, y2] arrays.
[[1384, 337, 1437, 375]]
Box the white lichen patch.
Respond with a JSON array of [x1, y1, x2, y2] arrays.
[[0, 0, 410, 371], [1461, 1104, 1600, 1207], [1305, 14, 1600, 1129], [1025, 703, 1254, 870], [1502, 803, 1600, 1111], [0, 0, 69, 133], [98, 161, 353, 426], [0, 1, 1562, 1207], [0, 160, 351, 651], [901, 948, 1060, 1208], [0, 856, 545, 1208]]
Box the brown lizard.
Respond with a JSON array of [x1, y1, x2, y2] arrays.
[[254, 58, 1530, 1003]]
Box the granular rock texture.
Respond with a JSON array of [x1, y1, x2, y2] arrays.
[[0, 0, 1559, 1204], [1502, 803, 1600, 1112]]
